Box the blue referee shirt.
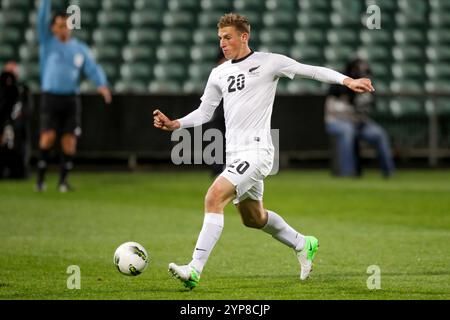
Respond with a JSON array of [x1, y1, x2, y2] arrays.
[[38, 0, 108, 94]]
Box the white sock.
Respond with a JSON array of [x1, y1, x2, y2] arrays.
[[262, 210, 305, 251], [189, 212, 224, 274]]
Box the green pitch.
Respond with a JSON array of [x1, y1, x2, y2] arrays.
[[0, 170, 449, 300]]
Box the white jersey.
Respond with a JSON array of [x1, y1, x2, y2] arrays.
[[178, 51, 347, 153]]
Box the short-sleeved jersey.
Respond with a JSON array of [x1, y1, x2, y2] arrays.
[[179, 51, 347, 153]]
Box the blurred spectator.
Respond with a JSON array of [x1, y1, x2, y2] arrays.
[[0, 61, 33, 179], [325, 58, 395, 178]]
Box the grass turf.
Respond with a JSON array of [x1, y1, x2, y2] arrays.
[[0, 170, 449, 300]]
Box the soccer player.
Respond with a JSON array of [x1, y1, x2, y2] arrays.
[[36, 0, 112, 192], [153, 13, 374, 289]]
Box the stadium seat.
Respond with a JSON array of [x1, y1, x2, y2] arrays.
[[327, 29, 360, 46], [397, 0, 428, 14], [0, 44, 15, 61], [360, 29, 392, 46], [120, 62, 153, 81], [365, 0, 397, 13], [395, 12, 427, 28], [163, 11, 195, 28], [69, 0, 101, 12], [102, 0, 134, 11], [114, 80, 148, 93], [298, 0, 329, 11], [286, 78, 325, 94], [426, 46, 450, 61], [391, 63, 424, 80], [198, 11, 224, 28], [99, 63, 119, 82], [130, 11, 163, 28], [258, 44, 290, 56], [0, 27, 23, 45], [188, 63, 214, 80], [80, 80, 98, 93], [389, 98, 425, 117], [325, 46, 357, 62], [97, 10, 129, 28], [200, 0, 233, 12], [429, 0, 450, 11], [190, 45, 220, 62], [160, 28, 192, 44], [91, 45, 121, 62], [183, 80, 207, 94], [394, 29, 426, 45], [18, 62, 40, 82], [19, 44, 39, 62], [294, 29, 326, 46], [0, 10, 27, 28], [392, 46, 425, 62], [297, 11, 329, 28], [330, 12, 362, 28], [331, 0, 363, 14], [390, 80, 424, 94], [427, 29, 450, 45], [425, 98, 450, 116], [425, 63, 450, 80], [156, 45, 189, 62], [92, 28, 125, 45], [369, 63, 391, 81], [265, 0, 298, 11], [290, 46, 323, 63], [128, 28, 159, 45], [24, 28, 38, 43], [148, 80, 181, 94], [193, 29, 220, 45], [260, 28, 291, 45], [2, 0, 32, 10], [358, 46, 391, 62], [134, 0, 166, 11], [72, 29, 92, 44], [430, 12, 450, 27], [262, 11, 296, 28], [168, 0, 199, 12], [234, 0, 266, 12], [425, 80, 450, 94]]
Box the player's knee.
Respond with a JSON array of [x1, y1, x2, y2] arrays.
[[39, 131, 56, 149]]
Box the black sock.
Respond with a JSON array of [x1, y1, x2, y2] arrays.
[[37, 149, 50, 185], [0, 145, 7, 179], [59, 153, 74, 185]]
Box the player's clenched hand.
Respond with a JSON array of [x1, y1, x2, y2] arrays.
[[97, 86, 112, 104], [343, 78, 375, 93], [153, 109, 180, 131]]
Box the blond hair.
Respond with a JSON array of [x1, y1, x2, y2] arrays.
[[217, 13, 251, 34]]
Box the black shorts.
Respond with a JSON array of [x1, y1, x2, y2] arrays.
[[40, 93, 81, 135]]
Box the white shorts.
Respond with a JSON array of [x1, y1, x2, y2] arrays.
[[220, 149, 274, 204]]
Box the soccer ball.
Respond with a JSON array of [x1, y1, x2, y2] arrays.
[[113, 242, 149, 276]]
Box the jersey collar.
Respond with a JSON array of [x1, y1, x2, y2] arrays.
[[231, 49, 254, 64]]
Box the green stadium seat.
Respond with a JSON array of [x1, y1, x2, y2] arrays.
[[134, 0, 166, 11], [19, 44, 39, 62], [286, 78, 325, 94], [263, 11, 296, 28], [0, 44, 15, 61], [190, 45, 220, 62], [371, 78, 390, 94], [102, 0, 133, 10], [365, 0, 397, 13], [156, 45, 189, 62], [360, 29, 392, 46], [425, 80, 450, 94], [327, 29, 359, 46], [392, 46, 425, 62], [425, 63, 450, 80], [330, 12, 362, 28], [153, 63, 186, 81], [430, 0, 450, 11], [426, 98, 450, 116], [161, 28, 191, 44], [200, 0, 233, 12], [168, 0, 199, 12], [128, 28, 159, 45], [428, 29, 450, 45], [429, 12, 450, 28], [299, 0, 329, 11], [294, 29, 326, 46], [238, 12, 263, 31], [75, 11, 96, 29], [28, 11, 38, 27], [259, 28, 291, 45], [120, 62, 153, 81], [265, 0, 298, 11], [325, 46, 357, 62], [358, 46, 391, 62], [130, 11, 163, 28], [183, 80, 207, 94], [395, 12, 427, 28], [297, 11, 329, 28], [114, 80, 148, 93], [398, 0, 428, 14], [258, 44, 290, 56], [148, 80, 181, 94], [371, 96, 392, 117], [389, 98, 425, 117], [390, 80, 424, 94], [0, 10, 27, 28], [393, 29, 425, 45], [426, 46, 450, 61], [80, 80, 97, 93], [0, 27, 22, 45], [69, 0, 101, 12], [97, 10, 129, 28], [193, 29, 220, 45], [91, 45, 121, 62], [290, 46, 323, 62], [25, 28, 38, 43], [234, 0, 266, 12], [72, 29, 92, 44], [99, 63, 119, 81], [2, 0, 32, 10], [188, 63, 214, 80], [163, 11, 195, 28], [391, 63, 424, 80], [92, 28, 125, 45], [198, 11, 224, 28], [331, 0, 363, 14], [369, 62, 391, 81], [18, 62, 40, 82]]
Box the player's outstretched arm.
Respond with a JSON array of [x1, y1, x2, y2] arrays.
[[153, 109, 180, 131], [343, 77, 375, 93]]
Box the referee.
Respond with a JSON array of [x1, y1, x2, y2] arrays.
[[36, 0, 111, 192]]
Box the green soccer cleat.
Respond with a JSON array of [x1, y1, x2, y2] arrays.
[[296, 236, 319, 280], [168, 263, 200, 290]]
